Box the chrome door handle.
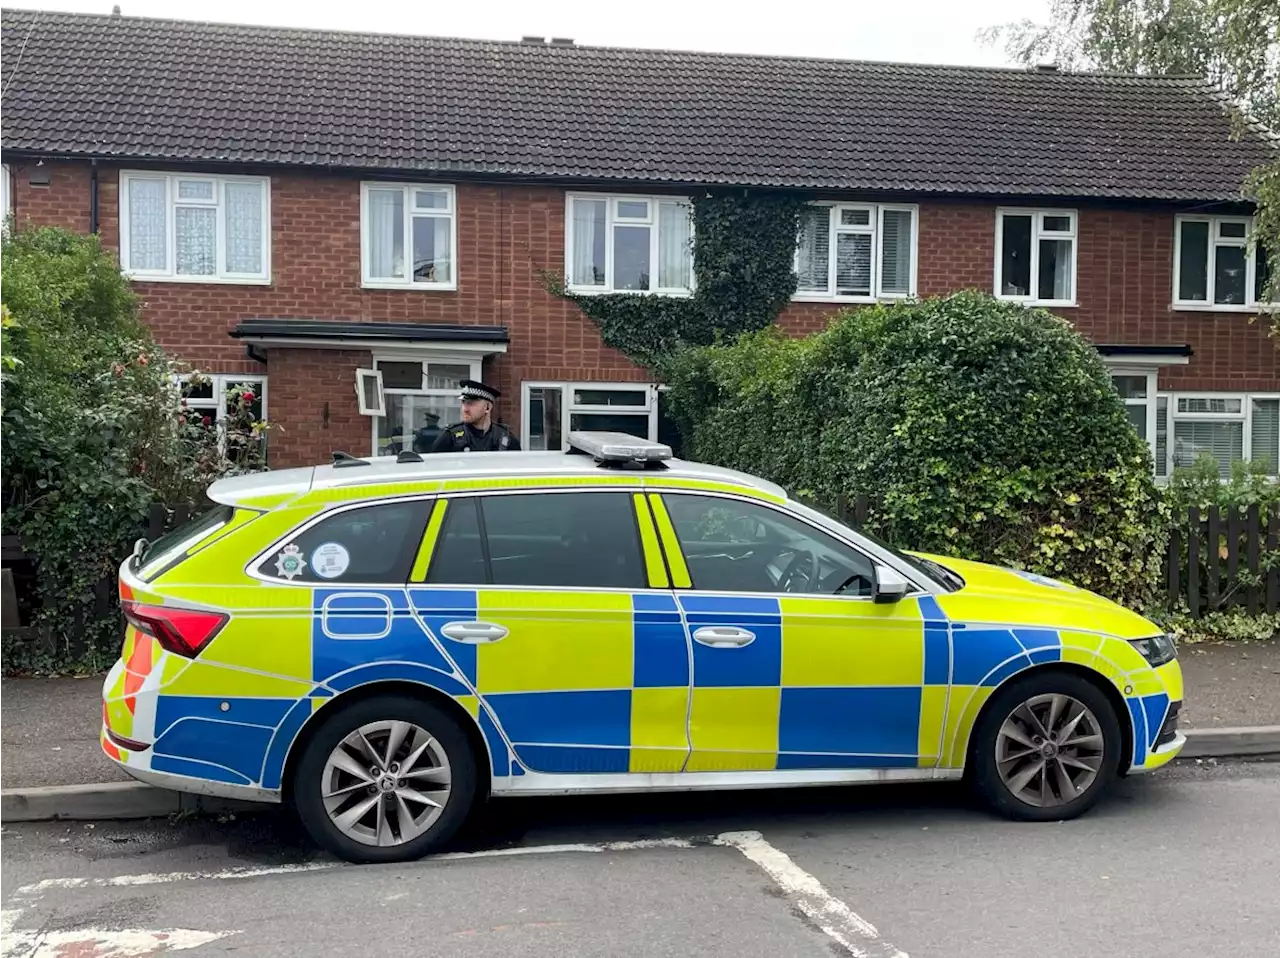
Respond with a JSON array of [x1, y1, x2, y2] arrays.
[[440, 621, 509, 643], [692, 626, 756, 649]]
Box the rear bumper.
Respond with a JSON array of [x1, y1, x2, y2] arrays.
[[101, 725, 281, 804]]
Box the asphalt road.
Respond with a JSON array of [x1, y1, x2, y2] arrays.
[[3, 760, 1279, 958]]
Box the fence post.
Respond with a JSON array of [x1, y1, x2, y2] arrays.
[[147, 502, 166, 540], [1187, 506, 1200, 619], [1166, 524, 1181, 611], [854, 495, 869, 530], [1226, 506, 1241, 608], [1267, 505, 1279, 616], [1247, 503, 1261, 616], [1206, 504, 1221, 613]]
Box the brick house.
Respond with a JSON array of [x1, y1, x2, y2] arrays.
[[1, 8, 1276, 475]]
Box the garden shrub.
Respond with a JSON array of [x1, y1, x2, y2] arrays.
[[1, 227, 270, 673], [664, 290, 1165, 606]]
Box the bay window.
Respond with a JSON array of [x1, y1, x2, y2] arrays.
[[996, 209, 1076, 305], [1174, 215, 1270, 308], [524, 383, 660, 450], [361, 183, 457, 289], [565, 193, 693, 294], [119, 172, 270, 282], [795, 203, 917, 301]]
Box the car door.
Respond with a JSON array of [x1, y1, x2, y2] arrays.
[[416, 489, 691, 776], [650, 491, 942, 772]]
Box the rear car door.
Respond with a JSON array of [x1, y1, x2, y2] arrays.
[[418, 489, 691, 776], [651, 492, 939, 773]]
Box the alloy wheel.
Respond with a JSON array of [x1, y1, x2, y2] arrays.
[[995, 693, 1105, 808]]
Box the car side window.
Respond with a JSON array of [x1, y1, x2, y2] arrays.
[[661, 493, 876, 596], [427, 491, 646, 590], [265, 499, 431, 584]]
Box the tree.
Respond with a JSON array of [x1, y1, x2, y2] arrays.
[[664, 292, 1166, 607], [981, 0, 1280, 313]]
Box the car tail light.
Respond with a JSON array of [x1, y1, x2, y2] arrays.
[[122, 601, 228, 658]]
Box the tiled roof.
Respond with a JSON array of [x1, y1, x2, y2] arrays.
[[1, 8, 1273, 201]]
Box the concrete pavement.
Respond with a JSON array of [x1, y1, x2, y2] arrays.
[[3, 761, 1279, 957]]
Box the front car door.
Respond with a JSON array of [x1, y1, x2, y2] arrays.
[[417, 489, 691, 776], [651, 491, 943, 773]]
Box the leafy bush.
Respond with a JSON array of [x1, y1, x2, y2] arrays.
[[1148, 607, 1280, 645], [1, 227, 270, 673], [1165, 456, 1280, 513], [665, 290, 1165, 606]]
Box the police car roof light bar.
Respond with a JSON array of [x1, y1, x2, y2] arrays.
[[567, 432, 672, 468]]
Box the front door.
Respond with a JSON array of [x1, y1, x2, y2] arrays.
[[650, 492, 939, 772], [418, 489, 691, 776]]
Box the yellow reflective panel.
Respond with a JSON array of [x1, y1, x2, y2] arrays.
[[198, 614, 312, 682], [455, 694, 481, 719], [689, 686, 780, 753], [632, 494, 670, 589], [643, 477, 786, 504], [160, 660, 313, 699], [918, 686, 948, 766], [941, 685, 993, 767], [938, 592, 1151, 641], [631, 686, 690, 750], [475, 591, 633, 693], [779, 597, 924, 687], [158, 584, 312, 612], [647, 495, 691, 588], [1156, 660, 1184, 702], [629, 747, 689, 773], [410, 500, 448, 583]]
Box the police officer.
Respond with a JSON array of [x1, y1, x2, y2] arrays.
[[429, 379, 521, 453]]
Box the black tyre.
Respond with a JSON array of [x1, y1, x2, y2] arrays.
[[293, 694, 479, 864], [969, 670, 1123, 822]]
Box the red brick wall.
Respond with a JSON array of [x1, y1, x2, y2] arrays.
[[9, 159, 1277, 467]]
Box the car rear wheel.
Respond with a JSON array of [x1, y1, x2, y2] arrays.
[[293, 694, 478, 863], [970, 671, 1122, 822]]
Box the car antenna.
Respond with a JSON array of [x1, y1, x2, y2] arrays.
[[331, 450, 371, 468], [396, 450, 424, 463]]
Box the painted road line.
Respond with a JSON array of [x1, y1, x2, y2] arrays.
[[717, 830, 909, 958], [0, 909, 234, 957]]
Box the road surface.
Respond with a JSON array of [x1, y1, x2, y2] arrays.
[[3, 760, 1279, 957]]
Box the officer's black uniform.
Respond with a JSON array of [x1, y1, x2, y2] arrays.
[[429, 379, 522, 453]]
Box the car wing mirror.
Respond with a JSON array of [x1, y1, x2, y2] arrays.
[[873, 564, 910, 603]]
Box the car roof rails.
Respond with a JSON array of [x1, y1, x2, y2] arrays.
[[332, 451, 372, 468], [565, 431, 672, 470]]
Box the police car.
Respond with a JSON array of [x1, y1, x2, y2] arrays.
[[104, 433, 1184, 863]]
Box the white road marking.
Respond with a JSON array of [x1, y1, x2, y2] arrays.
[[0, 912, 233, 957], [717, 830, 909, 958]]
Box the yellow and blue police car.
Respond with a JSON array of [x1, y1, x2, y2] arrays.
[[103, 433, 1184, 863]]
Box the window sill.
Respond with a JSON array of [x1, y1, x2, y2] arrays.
[[994, 296, 1078, 308], [125, 273, 272, 286], [1171, 302, 1273, 314], [791, 293, 914, 305], [565, 287, 694, 298], [362, 280, 459, 292]]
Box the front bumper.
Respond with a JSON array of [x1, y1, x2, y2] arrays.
[[1128, 730, 1186, 774]]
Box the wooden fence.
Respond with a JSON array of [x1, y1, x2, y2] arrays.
[[1165, 504, 1280, 617]]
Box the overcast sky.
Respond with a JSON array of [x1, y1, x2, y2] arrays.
[[17, 0, 1051, 66]]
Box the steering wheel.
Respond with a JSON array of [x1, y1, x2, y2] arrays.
[[778, 549, 818, 593]]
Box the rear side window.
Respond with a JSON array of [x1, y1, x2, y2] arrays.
[[426, 492, 645, 589], [263, 499, 430, 584], [138, 505, 235, 582]]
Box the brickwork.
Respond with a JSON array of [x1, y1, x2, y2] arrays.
[[8, 159, 1276, 467]]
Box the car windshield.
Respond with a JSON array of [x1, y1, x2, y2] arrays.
[[787, 495, 963, 592]]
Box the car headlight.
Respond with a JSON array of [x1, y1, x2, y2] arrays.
[[1129, 633, 1177, 667]]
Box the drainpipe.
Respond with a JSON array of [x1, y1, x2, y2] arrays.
[[89, 159, 99, 234]]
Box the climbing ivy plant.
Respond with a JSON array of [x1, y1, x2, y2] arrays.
[[543, 190, 808, 371]]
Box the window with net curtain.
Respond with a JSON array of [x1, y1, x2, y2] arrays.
[[795, 204, 915, 299], [364, 185, 454, 286], [568, 196, 693, 292], [122, 173, 267, 280]]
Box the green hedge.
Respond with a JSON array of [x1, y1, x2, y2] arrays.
[[664, 291, 1165, 606]]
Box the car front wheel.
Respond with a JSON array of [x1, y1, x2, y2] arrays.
[[970, 671, 1123, 822], [293, 694, 478, 864]]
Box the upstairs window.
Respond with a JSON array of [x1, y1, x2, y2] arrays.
[[361, 183, 457, 289], [565, 193, 693, 294], [1174, 215, 1270, 309], [996, 209, 1076, 305], [795, 203, 917, 301], [119, 172, 270, 283]]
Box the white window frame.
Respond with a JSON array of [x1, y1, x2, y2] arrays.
[[360, 182, 459, 291], [355, 368, 386, 416], [1159, 391, 1280, 476], [1108, 368, 1160, 468], [522, 382, 660, 450], [994, 208, 1078, 307], [368, 353, 483, 457], [177, 373, 268, 425], [792, 202, 919, 303], [1, 163, 10, 230], [563, 192, 695, 296], [1173, 214, 1270, 311], [118, 171, 271, 284]]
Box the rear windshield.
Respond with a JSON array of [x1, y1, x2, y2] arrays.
[[137, 504, 235, 581]]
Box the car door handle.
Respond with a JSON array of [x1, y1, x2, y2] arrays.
[[439, 621, 509, 644], [692, 626, 756, 649]]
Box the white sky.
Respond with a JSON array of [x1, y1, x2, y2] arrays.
[[17, 0, 1051, 67]]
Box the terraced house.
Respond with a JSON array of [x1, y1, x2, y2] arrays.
[[1, 8, 1277, 473]]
